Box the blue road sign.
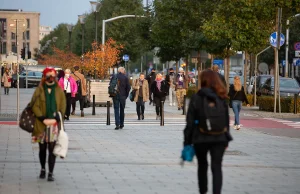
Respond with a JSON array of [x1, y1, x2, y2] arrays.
[[293, 58, 300, 66], [269, 32, 285, 48], [294, 42, 300, 51], [122, 54, 129, 62], [297, 59, 300, 66], [213, 59, 223, 65], [282, 60, 286, 66]]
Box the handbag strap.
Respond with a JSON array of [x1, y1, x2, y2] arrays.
[[58, 112, 64, 132]]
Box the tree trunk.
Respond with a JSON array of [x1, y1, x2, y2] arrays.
[[244, 51, 248, 91]]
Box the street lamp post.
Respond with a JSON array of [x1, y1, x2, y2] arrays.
[[90, 1, 100, 42], [66, 24, 73, 51], [285, 13, 300, 78], [78, 15, 86, 55]]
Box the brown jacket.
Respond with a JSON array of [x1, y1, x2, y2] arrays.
[[71, 71, 87, 96], [31, 84, 66, 139], [2, 72, 12, 88], [132, 79, 149, 102]]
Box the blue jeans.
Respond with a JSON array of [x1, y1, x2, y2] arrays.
[[113, 95, 126, 126], [232, 100, 242, 125]]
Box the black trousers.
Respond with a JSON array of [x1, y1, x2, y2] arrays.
[[71, 96, 85, 111], [4, 87, 9, 94], [65, 93, 72, 117], [39, 142, 56, 173], [154, 96, 165, 116], [136, 96, 145, 116], [194, 143, 226, 194]]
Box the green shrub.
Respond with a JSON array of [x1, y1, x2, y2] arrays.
[[258, 95, 300, 113]]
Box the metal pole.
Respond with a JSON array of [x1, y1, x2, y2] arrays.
[[25, 32, 28, 89], [95, 12, 97, 42], [141, 56, 143, 72], [102, 20, 105, 46], [92, 94, 95, 115], [82, 24, 84, 55], [68, 31, 71, 50], [106, 100, 110, 125], [16, 19, 20, 121], [160, 101, 164, 126], [294, 94, 298, 114], [285, 19, 289, 77], [182, 95, 186, 115]]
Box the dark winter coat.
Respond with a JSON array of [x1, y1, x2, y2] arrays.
[[151, 80, 169, 98]]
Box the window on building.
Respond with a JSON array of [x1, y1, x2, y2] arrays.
[[27, 19, 30, 28], [11, 42, 17, 53], [26, 30, 30, 40], [11, 32, 16, 40], [0, 42, 7, 54]]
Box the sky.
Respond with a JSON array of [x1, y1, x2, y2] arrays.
[[0, 0, 150, 29]]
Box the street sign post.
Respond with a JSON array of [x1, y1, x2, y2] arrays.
[[295, 51, 300, 57], [294, 42, 300, 51], [269, 32, 285, 48], [122, 54, 129, 62]]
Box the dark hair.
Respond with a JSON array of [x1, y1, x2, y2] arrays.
[[169, 68, 174, 71], [139, 72, 145, 76], [200, 70, 227, 99], [57, 70, 65, 80], [74, 66, 79, 71]]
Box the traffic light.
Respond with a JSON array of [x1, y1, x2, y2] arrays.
[[21, 48, 25, 60], [28, 51, 31, 59]]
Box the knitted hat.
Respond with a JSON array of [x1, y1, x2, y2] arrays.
[[42, 67, 57, 77]]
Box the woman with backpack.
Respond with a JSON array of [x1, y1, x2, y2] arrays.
[[229, 76, 250, 130], [183, 70, 232, 194], [31, 67, 66, 181], [132, 73, 149, 120], [151, 73, 169, 120]]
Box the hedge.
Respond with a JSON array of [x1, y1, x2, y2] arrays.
[[186, 86, 198, 98], [258, 95, 300, 113]]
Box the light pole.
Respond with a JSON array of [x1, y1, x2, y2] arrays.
[[78, 15, 86, 55], [66, 24, 73, 51], [285, 13, 300, 78], [90, 1, 101, 42]]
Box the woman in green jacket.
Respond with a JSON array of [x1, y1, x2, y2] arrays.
[[31, 67, 66, 181]]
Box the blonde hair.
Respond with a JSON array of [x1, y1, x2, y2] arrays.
[[156, 73, 162, 79], [65, 69, 71, 74], [233, 76, 242, 91]]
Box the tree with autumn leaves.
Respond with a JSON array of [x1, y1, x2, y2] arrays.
[[38, 38, 123, 79]]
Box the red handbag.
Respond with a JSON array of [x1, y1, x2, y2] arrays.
[[8, 78, 11, 82]]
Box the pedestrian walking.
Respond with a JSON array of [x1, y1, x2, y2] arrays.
[[2, 68, 12, 95], [71, 66, 87, 117], [151, 73, 169, 120], [146, 68, 156, 105], [183, 70, 232, 194], [31, 67, 66, 182], [212, 65, 226, 87], [132, 73, 149, 120], [175, 67, 188, 110], [165, 68, 176, 106], [57, 70, 64, 81], [58, 69, 77, 120], [109, 67, 130, 130], [229, 76, 250, 130]]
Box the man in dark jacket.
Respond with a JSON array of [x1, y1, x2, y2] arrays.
[[111, 67, 130, 130], [212, 65, 226, 87], [146, 68, 156, 105]]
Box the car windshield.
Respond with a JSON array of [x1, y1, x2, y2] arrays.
[[35, 72, 43, 77], [271, 79, 299, 88]]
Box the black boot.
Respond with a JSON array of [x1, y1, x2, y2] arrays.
[[47, 173, 54, 181], [39, 169, 46, 179], [138, 115, 141, 120], [142, 114, 144, 120], [81, 111, 84, 117]]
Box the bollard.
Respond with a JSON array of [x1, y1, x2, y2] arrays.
[[160, 101, 164, 126], [92, 95, 96, 115], [182, 95, 186, 115], [106, 101, 110, 125], [294, 94, 298, 114]]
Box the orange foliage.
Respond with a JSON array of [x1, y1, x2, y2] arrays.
[[38, 47, 81, 70], [83, 38, 123, 79]]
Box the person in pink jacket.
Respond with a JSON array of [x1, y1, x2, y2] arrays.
[[58, 69, 77, 120]]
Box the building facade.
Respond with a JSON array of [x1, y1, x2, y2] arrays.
[[0, 9, 40, 56], [39, 26, 52, 41]]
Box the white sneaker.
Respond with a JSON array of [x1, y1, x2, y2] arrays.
[[233, 125, 237, 130], [173, 102, 176, 106], [237, 125, 241, 130], [169, 103, 172, 106]]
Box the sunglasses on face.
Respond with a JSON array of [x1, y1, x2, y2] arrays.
[[45, 75, 56, 81]]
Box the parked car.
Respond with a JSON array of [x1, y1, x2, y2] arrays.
[[220, 70, 244, 85], [259, 77, 300, 97], [12, 71, 43, 88], [247, 76, 256, 94], [252, 75, 273, 95]]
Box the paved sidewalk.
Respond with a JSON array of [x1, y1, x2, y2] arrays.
[[0, 119, 300, 194]]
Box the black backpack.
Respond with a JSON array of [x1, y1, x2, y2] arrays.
[[73, 74, 82, 101], [108, 75, 119, 97], [196, 95, 228, 135]]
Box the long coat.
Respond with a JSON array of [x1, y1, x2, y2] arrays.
[[2, 72, 12, 88], [71, 71, 87, 96], [31, 84, 66, 140], [132, 79, 149, 102]]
